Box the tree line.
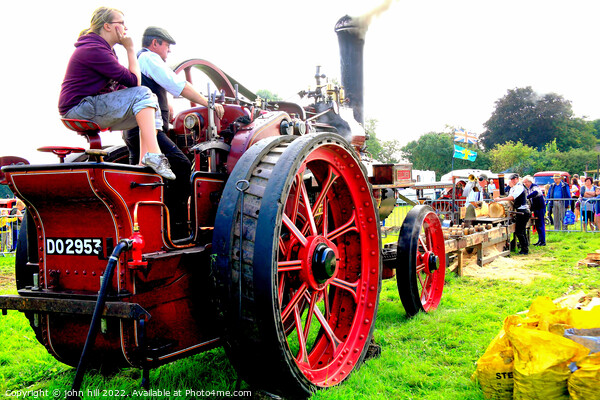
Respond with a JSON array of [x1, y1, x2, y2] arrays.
[[366, 86, 600, 180]]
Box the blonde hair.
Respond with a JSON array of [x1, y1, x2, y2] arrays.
[[522, 175, 533, 183], [79, 7, 123, 37]]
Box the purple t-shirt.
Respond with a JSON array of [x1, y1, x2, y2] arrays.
[[58, 33, 138, 115]]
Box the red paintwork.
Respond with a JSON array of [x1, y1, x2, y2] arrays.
[[61, 118, 105, 149], [5, 164, 219, 367], [226, 111, 290, 174], [37, 146, 85, 163], [0, 156, 29, 185], [416, 210, 445, 312], [277, 143, 380, 386]]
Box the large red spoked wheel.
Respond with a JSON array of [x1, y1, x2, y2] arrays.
[[213, 133, 382, 397], [397, 205, 446, 317]]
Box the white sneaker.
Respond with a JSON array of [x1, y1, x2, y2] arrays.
[[141, 152, 176, 180]]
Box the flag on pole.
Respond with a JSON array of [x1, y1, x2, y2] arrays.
[[454, 128, 478, 144], [453, 144, 477, 162]]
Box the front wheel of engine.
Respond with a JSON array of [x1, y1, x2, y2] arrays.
[[213, 133, 382, 398]]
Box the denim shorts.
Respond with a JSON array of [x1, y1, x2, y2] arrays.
[[63, 86, 162, 130]]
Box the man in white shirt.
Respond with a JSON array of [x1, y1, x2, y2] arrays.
[[494, 173, 531, 255], [123, 26, 225, 238]]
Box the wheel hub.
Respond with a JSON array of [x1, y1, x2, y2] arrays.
[[312, 243, 337, 283], [299, 236, 339, 290], [428, 253, 439, 272]]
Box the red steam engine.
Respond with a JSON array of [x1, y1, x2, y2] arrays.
[[0, 15, 445, 398]]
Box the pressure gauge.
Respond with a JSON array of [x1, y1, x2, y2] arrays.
[[184, 114, 198, 129]]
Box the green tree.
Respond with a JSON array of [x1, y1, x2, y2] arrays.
[[488, 141, 537, 176], [480, 87, 590, 152], [255, 89, 281, 101], [590, 119, 600, 139], [401, 132, 454, 179], [364, 119, 401, 163]]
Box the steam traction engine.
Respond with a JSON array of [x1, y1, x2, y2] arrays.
[[0, 16, 445, 398]]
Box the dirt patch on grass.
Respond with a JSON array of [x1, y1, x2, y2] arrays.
[[0, 274, 15, 292], [451, 250, 554, 284]]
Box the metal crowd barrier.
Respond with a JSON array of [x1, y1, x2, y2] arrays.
[[0, 215, 21, 256]]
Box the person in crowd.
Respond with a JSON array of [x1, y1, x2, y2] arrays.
[[9, 200, 25, 251], [494, 174, 531, 255], [547, 173, 570, 231], [573, 173, 582, 187], [122, 26, 225, 238], [522, 176, 546, 246], [486, 176, 497, 197], [570, 176, 581, 219], [466, 184, 482, 204], [477, 174, 492, 200], [0, 209, 11, 253], [58, 7, 175, 180], [594, 186, 600, 231], [579, 176, 597, 231], [544, 183, 553, 225]]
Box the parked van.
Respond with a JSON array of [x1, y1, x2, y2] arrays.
[[533, 171, 570, 188], [397, 170, 437, 203]]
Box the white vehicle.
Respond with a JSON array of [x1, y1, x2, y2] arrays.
[[397, 170, 437, 204]]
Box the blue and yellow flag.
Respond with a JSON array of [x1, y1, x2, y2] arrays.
[[453, 144, 477, 162]]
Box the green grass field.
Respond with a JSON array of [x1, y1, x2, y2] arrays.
[[1, 229, 599, 399]]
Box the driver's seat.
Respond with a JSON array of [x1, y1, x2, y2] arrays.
[[61, 118, 105, 150]]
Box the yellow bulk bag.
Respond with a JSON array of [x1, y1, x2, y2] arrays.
[[568, 306, 600, 329], [473, 316, 528, 399], [472, 329, 515, 399], [507, 326, 589, 400], [568, 352, 600, 400]]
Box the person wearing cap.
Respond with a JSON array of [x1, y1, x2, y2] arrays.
[[477, 174, 492, 200], [123, 26, 224, 238], [547, 173, 571, 231], [522, 175, 546, 246], [494, 173, 531, 255]]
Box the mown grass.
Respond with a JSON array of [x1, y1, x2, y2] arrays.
[[0, 231, 599, 399]]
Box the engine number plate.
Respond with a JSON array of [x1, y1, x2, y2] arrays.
[[46, 238, 103, 256]]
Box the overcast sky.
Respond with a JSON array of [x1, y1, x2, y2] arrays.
[[3, 0, 600, 163]]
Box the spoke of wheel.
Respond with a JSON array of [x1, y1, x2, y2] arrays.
[[330, 277, 359, 303], [281, 282, 308, 322], [293, 305, 310, 365], [417, 272, 429, 301], [289, 173, 303, 225], [299, 179, 318, 237], [321, 197, 329, 237], [302, 291, 319, 341], [326, 211, 357, 242], [278, 273, 286, 307], [312, 304, 342, 353], [282, 214, 308, 247], [278, 260, 302, 272], [418, 234, 430, 253], [323, 285, 331, 320], [278, 237, 288, 256], [300, 166, 338, 237], [421, 273, 434, 302], [310, 166, 338, 221], [415, 255, 427, 274]]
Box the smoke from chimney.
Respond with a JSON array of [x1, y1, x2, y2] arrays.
[[357, 0, 395, 33]]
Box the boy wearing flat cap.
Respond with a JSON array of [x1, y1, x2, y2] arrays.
[[123, 26, 224, 238]]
